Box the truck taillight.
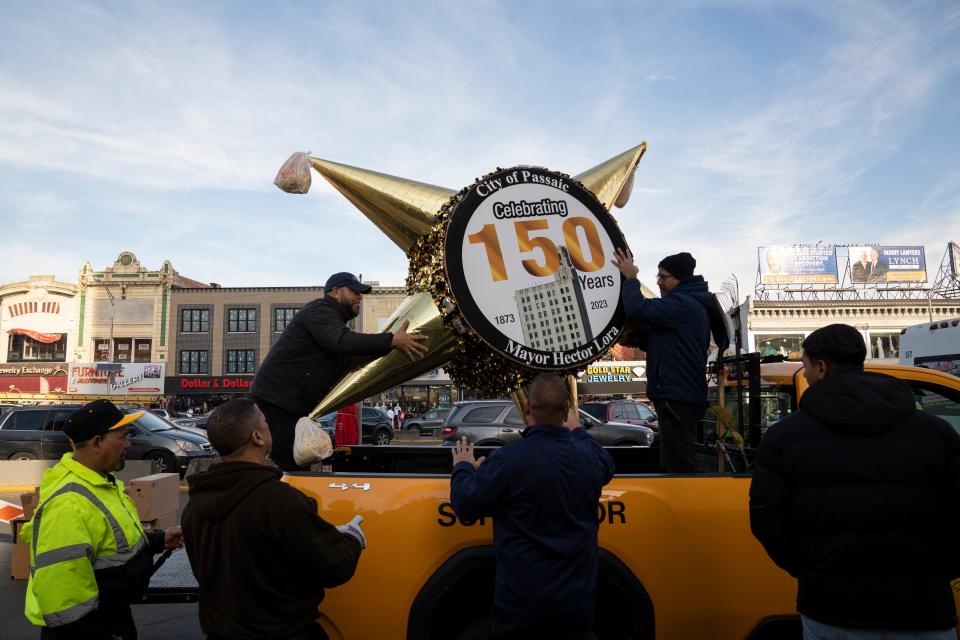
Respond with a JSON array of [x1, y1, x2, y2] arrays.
[[442, 426, 457, 437]]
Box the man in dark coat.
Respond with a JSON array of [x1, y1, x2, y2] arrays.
[[750, 323, 960, 638], [450, 374, 615, 639], [183, 399, 367, 640], [612, 248, 715, 472], [250, 272, 428, 469]]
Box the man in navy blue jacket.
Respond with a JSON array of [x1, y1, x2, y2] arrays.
[[612, 248, 714, 473], [449, 374, 614, 639]]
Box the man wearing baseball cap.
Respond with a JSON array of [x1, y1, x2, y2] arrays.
[[21, 400, 183, 639], [251, 271, 429, 470]]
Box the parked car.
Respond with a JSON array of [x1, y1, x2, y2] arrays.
[[149, 408, 180, 420], [0, 404, 216, 476], [579, 400, 659, 436], [440, 400, 655, 447], [400, 407, 452, 437], [316, 406, 394, 446], [173, 416, 209, 430]]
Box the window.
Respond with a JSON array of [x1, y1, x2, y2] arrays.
[[4, 410, 49, 430], [91, 338, 108, 362], [8, 333, 66, 362], [275, 307, 301, 332], [181, 309, 209, 333], [756, 333, 805, 358], [226, 349, 256, 374], [134, 339, 152, 363], [911, 383, 960, 435], [179, 350, 209, 374], [44, 410, 74, 431], [637, 404, 656, 421], [228, 308, 258, 333], [503, 406, 523, 425], [462, 406, 503, 423], [869, 333, 900, 359]]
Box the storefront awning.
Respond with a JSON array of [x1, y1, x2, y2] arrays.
[[7, 328, 63, 344]]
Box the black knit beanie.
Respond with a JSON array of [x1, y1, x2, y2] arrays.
[[658, 252, 696, 279]]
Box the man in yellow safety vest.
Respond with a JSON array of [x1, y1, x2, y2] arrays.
[[20, 399, 183, 639]]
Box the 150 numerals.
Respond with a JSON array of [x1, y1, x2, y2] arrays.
[[467, 217, 606, 282]]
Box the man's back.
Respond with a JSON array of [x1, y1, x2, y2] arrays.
[[751, 371, 960, 630], [182, 461, 361, 639], [451, 426, 614, 616]]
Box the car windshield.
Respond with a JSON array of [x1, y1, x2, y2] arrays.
[[317, 412, 338, 422], [133, 410, 175, 432]]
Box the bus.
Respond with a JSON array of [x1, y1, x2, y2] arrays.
[[899, 317, 960, 377]]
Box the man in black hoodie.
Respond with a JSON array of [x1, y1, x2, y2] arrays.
[[750, 324, 960, 638], [182, 399, 366, 640]]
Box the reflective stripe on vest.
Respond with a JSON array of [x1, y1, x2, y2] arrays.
[[31, 482, 145, 575], [43, 593, 100, 627]]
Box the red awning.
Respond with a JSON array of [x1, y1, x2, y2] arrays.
[[7, 328, 63, 344]]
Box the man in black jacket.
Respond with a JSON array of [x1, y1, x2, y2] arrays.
[[450, 374, 615, 639], [183, 399, 366, 640], [750, 323, 960, 638], [612, 248, 716, 472], [250, 272, 428, 469]]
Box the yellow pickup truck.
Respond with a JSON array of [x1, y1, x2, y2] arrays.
[[286, 362, 960, 640]]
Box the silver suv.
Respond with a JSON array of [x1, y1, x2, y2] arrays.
[[441, 400, 654, 447]]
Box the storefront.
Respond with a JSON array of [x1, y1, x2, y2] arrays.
[[576, 360, 647, 399], [0, 363, 69, 397], [164, 374, 255, 412], [1, 275, 78, 367], [372, 368, 460, 414]]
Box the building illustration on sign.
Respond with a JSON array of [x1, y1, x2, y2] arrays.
[[514, 247, 592, 352]]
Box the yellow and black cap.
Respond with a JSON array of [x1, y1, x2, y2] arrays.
[[64, 399, 144, 444]]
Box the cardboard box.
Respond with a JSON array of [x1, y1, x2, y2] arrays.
[[140, 511, 177, 532], [124, 473, 179, 520], [11, 517, 29, 580], [20, 487, 39, 521]]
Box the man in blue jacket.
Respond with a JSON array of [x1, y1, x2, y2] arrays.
[[612, 248, 713, 473], [450, 374, 614, 639]]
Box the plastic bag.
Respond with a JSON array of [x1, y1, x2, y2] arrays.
[[293, 416, 333, 466], [274, 151, 312, 194]]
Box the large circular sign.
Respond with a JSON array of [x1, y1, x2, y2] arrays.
[[445, 167, 626, 370]]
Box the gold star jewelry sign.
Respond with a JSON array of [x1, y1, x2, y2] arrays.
[[275, 144, 646, 418]]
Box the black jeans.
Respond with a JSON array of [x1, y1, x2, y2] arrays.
[[252, 396, 304, 472], [652, 399, 704, 473]]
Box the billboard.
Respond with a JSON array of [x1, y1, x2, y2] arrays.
[[848, 246, 926, 283], [950, 242, 960, 281], [68, 363, 165, 395], [758, 246, 838, 285]]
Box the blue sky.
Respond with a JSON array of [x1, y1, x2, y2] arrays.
[[1, 1, 958, 301]]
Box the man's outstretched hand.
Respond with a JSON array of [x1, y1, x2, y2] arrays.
[[451, 436, 485, 470], [391, 320, 429, 362], [611, 247, 639, 280]]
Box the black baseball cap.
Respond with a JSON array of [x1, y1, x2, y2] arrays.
[[324, 272, 372, 294], [63, 399, 143, 444]]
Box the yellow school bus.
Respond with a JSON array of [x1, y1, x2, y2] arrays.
[[285, 362, 960, 639]]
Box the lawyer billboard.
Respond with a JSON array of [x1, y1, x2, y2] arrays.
[[848, 246, 926, 283]]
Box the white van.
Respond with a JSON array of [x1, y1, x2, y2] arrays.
[[899, 317, 960, 376]]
